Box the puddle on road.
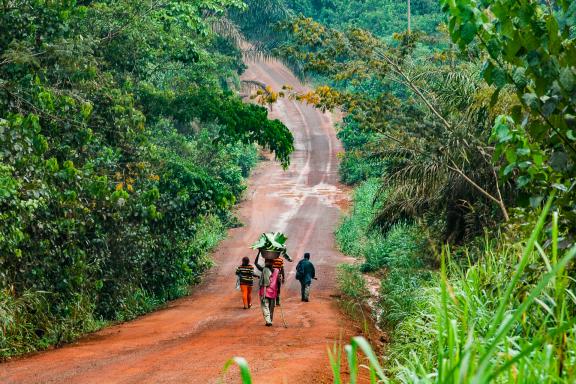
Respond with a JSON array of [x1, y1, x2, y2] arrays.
[[267, 182, 350, 233]]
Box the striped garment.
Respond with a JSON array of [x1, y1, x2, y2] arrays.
[[272, 257, 284, 269], [236, 264, 255, 286]]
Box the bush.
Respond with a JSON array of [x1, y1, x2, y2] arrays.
[[0, 1, 293, 358], [337, 121, 386, 185], [336, 178, 432, 329]]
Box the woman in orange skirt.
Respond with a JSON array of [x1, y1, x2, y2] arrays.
[[236, 257, 257, 309]]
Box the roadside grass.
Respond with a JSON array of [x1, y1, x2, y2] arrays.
[[335, 178, 431, 328], [336, 264, 373, 335], [225, 203, 576, 383]]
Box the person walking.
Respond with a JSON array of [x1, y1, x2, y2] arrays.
[[236, 256, 257, 309], [272, 255, 287, 306], [255, 253, 280, 326], [295, 252, 315, 302]]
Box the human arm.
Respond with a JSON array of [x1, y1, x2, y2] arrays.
[[254, 253, 263, 271]]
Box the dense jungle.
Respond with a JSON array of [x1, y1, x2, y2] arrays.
[[1, 0, 575, 383]]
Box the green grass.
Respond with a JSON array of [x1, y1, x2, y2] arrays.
[[335, 178, 431, 328], [335, 178, 383, 259], [228, 202, 576, 383], [390, 200, 576, 383]]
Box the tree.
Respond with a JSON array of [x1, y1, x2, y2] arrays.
[[442, 0, 576, 232], [276, 17, 514, 240]]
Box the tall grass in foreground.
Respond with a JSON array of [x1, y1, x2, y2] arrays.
[[224, 202, 576, 383]]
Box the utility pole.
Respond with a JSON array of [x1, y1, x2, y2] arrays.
[[407, 0, 411, 33]]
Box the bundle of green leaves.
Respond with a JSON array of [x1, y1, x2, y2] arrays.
[[251, 232, 289, 255]]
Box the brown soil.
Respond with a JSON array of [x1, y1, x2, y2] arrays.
[[0, 60, 357, 384]]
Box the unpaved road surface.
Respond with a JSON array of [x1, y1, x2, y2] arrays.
[[0, 60, 353, 383]]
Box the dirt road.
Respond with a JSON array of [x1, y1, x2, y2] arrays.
[[0, 60, 353, 383]]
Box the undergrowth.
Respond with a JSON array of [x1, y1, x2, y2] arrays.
[[335, 178, 431, 328], [0, 213, 227, 359], [227, 204, 576, 383]]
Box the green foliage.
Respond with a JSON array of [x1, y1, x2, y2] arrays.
[[286, 0, 444, 37], [442, 0, 576, 233], [251, 232, 289, 251], [364, 224, 423, 273], [337, 118, 387, 185], [377, 231, 433, 327], [388, 204, 576, 383], [336, 179, 383, 259], [0, 0, 293, 357], [336, 264, 370, 303], [279, 17, 513, 241], [336, 178, 432, 329]]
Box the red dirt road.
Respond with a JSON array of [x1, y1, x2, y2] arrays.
[[0, 60, 353, 383]]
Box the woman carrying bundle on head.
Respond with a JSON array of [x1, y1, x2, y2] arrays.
[[254, 252, 280, 326]]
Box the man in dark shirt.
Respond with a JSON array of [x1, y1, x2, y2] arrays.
[[295, 252, 315, 302]]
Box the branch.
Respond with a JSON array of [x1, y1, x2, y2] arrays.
[[382, 53, 452, 130], [448, 159, 509, 221]]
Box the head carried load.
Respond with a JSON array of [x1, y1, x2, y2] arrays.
[[251, 232, 293, 261]]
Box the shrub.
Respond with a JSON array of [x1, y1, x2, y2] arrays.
[[336, 178, 432, 329], [335, 178, 383, 258]]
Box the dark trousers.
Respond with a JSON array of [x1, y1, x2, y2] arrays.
[[276, 279, 282, 304], [300, 281, 311, 301]]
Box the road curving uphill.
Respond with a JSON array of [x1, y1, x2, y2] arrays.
[[0, 59, 353, 384]]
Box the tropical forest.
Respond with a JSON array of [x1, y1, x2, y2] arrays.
[[1, 0, 575, 383]]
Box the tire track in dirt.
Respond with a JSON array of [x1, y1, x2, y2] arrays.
[[0, 59, 354, 384]]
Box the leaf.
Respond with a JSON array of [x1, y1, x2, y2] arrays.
[[252, 232, 288, 250], [491, 67, 508, 88], [522, 93, 539, 108], [517, 175, 531, 188], [460, 21, 477, 45], [552, 183, 568, 192], [503, 163, 516, 176], [512, 67, 527, 88], [565, 115, 576, 129], [541, 96, 557, 117], [504, 38, 522, 60], [532, 153, 543, 166], [494, 120, 512, 142], [482, 61, 495, 83], [490, 87, 501, 107], [550, 151, 569, 171], [505, 148, 518, 163], [559, 67, 575, 91], [529, 195, 544, 207], [222, 357, 252, 384]]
